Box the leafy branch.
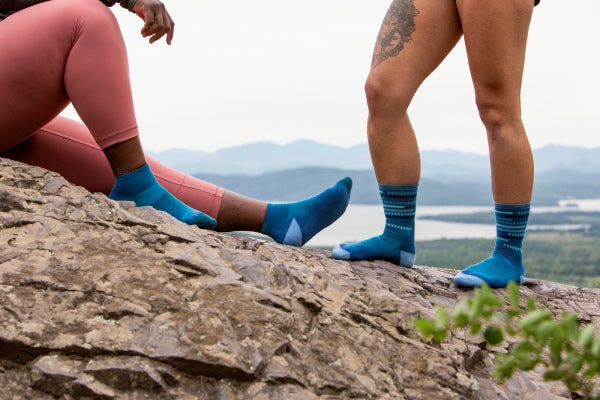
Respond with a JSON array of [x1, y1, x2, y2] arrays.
[[415, 282, 600, 399]]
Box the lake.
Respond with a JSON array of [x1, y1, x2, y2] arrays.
[[305, 199, 600, 248]]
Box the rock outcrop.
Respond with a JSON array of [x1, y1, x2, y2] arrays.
[[1, 157, 599, 400]]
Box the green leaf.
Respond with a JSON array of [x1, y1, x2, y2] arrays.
[[550, 332, 565, 366], [505, 321, 517, 336], [452, 312, 469, 328], [513, 340, 536, 355], [535, 320, 557, 346], [543, 370, 566, 381], [565, 376, 582, 392], [512, 341, 539, 371], [507, 281, 520, 310], [591, 336, 600, 357], [434, 305, 449, 330], [433, 329, 448, 342], [414, 319, 435, 337], [519, 309, 552, 334], [470, 322, 482, 335], [560, 312, 578, 337], [515, 355, 538, 371], [480, 284, 503, 308], [512, 341, 539, 368], [484, 325, 504, 346], [570, 355, 584, 375], [469, 292, 484, 323], [450, 298, 469, 327], [584, 360, 600, 378], [577, 324, 596, 349], [493, 355, 516, 382], [526, 297, 537, 312]]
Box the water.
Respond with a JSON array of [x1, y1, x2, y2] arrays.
[[305, 199, 600, 248]]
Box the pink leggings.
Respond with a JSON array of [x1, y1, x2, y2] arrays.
[[0, 0, 223, 217]]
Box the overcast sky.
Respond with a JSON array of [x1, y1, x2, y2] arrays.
[[63, 0, 600, 154]]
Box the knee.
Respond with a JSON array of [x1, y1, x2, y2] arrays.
[[364, 70, 411, 117], [474, 89, 522, 142]]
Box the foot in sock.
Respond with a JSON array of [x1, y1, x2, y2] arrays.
[[453, 255, 524, 288], [332, 234, 416, 267], [454, 203, 530, 288], [332, 183, 418, 267], [261, 177, 352, 247], [109, 164, 217, 229]]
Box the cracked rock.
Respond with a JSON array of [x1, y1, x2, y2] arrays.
[[1, 157, 600, 399]]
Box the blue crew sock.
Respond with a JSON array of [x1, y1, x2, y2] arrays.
[[332, 183, 417, 267], [109, 164, 217, 229], [454, 203, 530, 288], [261, 177, 352, 247]]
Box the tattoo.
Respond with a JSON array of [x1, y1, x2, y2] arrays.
[[371, 0, 420, 68]]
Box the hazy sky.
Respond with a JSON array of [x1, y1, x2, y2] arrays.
[[64, 0, 600, 154]]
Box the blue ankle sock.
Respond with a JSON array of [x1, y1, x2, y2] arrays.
[[332, 183, 417, 267], [261, 177, 352, 247], [454, 202, 530, 288], [109, 164, 217, 229]]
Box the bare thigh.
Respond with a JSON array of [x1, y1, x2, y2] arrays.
[[367, 0, 463, 103], [457, 0, 534, 118]]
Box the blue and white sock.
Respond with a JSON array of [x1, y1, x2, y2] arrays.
[[109, 164, 217, 229], [261, 177, 352, 247], [454, 202, 530, 288], [332, 183, 417, 267]]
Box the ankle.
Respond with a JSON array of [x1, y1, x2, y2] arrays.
[[102, 137, 147, 176]]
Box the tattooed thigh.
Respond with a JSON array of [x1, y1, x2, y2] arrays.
[[372, 0, 419, 68]]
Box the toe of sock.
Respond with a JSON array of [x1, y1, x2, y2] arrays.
[[193, 213, 217, 229], [339, 177, 352, 191], [332, 244, 351, 260], [454, 271, 486, 288]]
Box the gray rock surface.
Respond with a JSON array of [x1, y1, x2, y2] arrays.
[[1, 157, 599, 399]]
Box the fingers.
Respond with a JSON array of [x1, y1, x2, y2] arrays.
[[135, 0, 175, 45]]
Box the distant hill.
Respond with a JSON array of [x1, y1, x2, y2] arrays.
[[193, 168, 379, 204], [192, 166, 600, 206], [149, 142, 600, 205], [151, 141, 600, 180], [149, 140, 372, 176]]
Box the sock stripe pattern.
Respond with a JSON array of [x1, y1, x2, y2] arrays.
[[493, 203, 530, 261], [381, 184, 417, 241]]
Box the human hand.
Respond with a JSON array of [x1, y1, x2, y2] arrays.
[[133, 0, 175, 45]]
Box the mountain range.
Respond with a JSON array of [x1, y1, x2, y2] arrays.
[[149, 142, 600, 205]]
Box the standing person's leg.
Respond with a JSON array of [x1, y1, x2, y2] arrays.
[[332, 0, 462, 266], [2, 116, 351, 246], [453, 0, 535, 288]]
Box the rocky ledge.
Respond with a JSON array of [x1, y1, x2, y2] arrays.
[[1, 157, 599, 399]]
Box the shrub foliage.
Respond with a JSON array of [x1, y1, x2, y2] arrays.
[[415, 282, 600, 399]]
